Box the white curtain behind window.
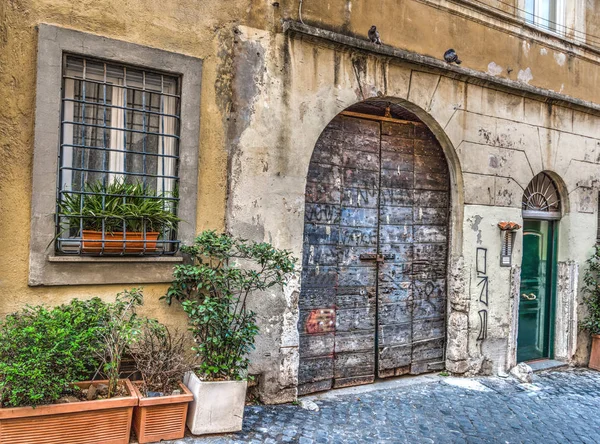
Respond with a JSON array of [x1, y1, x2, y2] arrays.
[[158, 89, 177, 199], [62, 78, 75, 191], [108, 79, 126, 183]]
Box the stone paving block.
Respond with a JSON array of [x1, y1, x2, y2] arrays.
[[174, 369, 600, 443]]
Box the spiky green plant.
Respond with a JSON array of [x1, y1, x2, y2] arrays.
[[58, 180, 180, 234]]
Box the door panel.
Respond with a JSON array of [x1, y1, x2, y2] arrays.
[[517, 220, 555, 362], [334, 116, 379, 389], [298, 116, 378, 395], [377, 121, 448, 377], [298, 115, 450, 395]]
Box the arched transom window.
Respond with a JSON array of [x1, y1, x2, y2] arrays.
[[522, 172, 561, 220]]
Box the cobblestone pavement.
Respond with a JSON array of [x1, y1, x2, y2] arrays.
[[169, 368, 600, 444]]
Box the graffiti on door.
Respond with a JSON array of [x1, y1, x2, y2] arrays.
[[298, 111, 450, 395]]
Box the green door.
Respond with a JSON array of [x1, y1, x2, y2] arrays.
[[517, 220, 556, 362]]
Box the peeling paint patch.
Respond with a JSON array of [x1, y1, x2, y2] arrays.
[[470, 215, 483, 232], [488, 155, 500, 168], [554, 52, 566, 66], [478, 128, 515, 148], [540, 48, 548, 55], [487, 62, 503, 77], [522, 41, 530, 56], [517, 68, 533, 84], [468, 215, 483, 245]]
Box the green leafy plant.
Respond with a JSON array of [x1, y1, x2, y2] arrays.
[[58, 179, 180, 234], [129, 320, 196, 396], [94, 288, 144, 398], [164, 231, 297, 381], [581, 245, 600, 335], [0, 298, 107, 408]]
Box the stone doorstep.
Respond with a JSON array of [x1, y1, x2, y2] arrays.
[[526, 359, 569, 372], [300, 373, 442, 402]]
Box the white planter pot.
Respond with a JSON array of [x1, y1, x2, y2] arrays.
[[183, 371, 248, 435]]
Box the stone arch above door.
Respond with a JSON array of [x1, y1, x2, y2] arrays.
[[297, 101, 453, 395]]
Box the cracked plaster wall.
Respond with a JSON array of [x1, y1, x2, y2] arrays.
[[227, 26, 600, 401], [3, 0, 600, 404]]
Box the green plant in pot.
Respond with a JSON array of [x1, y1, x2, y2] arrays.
[[0, 290, 143, 444], [128, 320, 196, 443], [58, 179, 180, 253], [94, 288, 144, 397], [581, 245, 600, 371], [164, 230, 297, 435], [0, 298, 107, 408]]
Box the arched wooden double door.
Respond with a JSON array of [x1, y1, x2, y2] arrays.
[[298, 110, 450, 395]]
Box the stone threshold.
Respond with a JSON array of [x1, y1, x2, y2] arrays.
[[301, 373, 442, 402], [526, 359, 569, 372]]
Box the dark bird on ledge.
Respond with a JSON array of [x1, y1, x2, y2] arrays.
[[368, 26, 382, 45], [444, 49, 462, 64]]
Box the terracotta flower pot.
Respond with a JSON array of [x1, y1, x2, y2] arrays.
[[131, 381, 194, 444], [183, 371, 247, 435], [81, 230, 160, 253], [0, 379, 138, 444], [589, 334, 600, 371]]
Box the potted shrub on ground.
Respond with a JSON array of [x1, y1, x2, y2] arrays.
[[0, 289, 143, 444], [581, 245, 600, 371], [129, 320, 195, 443], [164, 230, 297, 435], [58, 180, 180, 253]]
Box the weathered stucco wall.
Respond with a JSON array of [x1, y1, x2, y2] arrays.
[[227, 24, 600, 401], [2, 0, 600, 403], [279, 0, 600, 101]]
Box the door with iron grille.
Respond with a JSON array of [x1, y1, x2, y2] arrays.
[[298, 112, 450, 395]]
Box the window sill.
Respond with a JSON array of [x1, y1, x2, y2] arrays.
[[48, 255, 184, 263], [29, 253, 185, 286]]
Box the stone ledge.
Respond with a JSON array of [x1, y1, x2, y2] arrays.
[[47, 255, 183, 263], [283, 21, 600, 116]]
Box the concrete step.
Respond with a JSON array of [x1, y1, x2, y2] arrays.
[[527, 359, 568, 372]]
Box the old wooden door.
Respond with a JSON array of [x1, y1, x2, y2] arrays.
[[298, 113, 450, 395]]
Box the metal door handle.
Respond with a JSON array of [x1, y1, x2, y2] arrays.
[[521, 293, 537, 301], [359, 253, 395, 263]]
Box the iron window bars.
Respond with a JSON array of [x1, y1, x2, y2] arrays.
[[55, 55, 181, 256]]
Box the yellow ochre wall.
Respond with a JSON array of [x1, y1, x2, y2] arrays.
[[0, 0, 272, 324]]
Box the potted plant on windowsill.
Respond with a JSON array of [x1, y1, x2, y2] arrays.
[[129, 320, 195, 443], [164, 231, 297, 435], [0, 289, 144, 444], [58, 180, 180, 254], [581, 245, 600, 371]]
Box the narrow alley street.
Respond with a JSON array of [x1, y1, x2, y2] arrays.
[[172, 369, 600, 444]]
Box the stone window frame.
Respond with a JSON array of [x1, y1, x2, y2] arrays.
[[29, 24, 202, 286]]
